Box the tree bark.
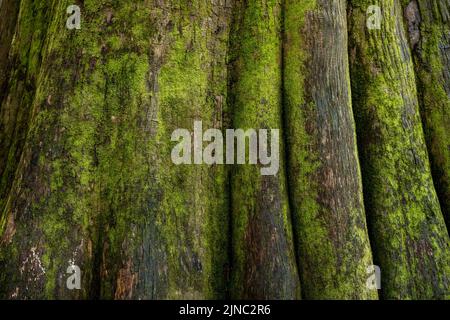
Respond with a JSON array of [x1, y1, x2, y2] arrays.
[[0, 0, 20, 102], [1, 0, 449, 300], [0, 0, 232, 299], [283, 0, 377, 299], [348, 0, 450, 299], [0, 0, 54, 219], [228, 0, 301, 299], [403, 0, 450, 229], [0, 0, 77, 299], [101, 0, 233, 300]]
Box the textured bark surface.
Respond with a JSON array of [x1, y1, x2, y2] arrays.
[[0, 0, 54, 217], [101, 0, 233, 300], [0, 0, 20, 102], [348, 0, 450, 299], [228, 0, 301, 299], [0, 0, 232, 299], [403, 0, 450, 229], [0, 0, 449, 300], [284, 0, 377, 299]]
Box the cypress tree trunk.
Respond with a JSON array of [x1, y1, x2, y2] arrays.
[[0, 0, 79, 299], [403, 0, 450, 228], [228, 0, 301, 299], [1, 0, 449, 301], [0, 0, 232, 299], [0, 0, 54, 217], [104, 0, 233, 300], [283, 0, 377, 299], [348, 0, 450, 299], [0, 0, 20, 102]]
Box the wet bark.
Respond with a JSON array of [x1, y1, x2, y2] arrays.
[[348, 0, 450, 299], [0, 0, 54, 218], [403, 0, 450, 229], [0, 0, 232, 299], [0, 0, 449, 300], [0, 0, 20, 102], [228, 0, 301, 299], [283, 0, 377, 299]]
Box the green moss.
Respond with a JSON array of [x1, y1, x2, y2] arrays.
[[409, 0, 450, 228], [0, 0, 57, 221], [349, 0, 450, 299], [1, 0, 225, 299], [284, 0, 377, 299], [228, 0, 300, 299]]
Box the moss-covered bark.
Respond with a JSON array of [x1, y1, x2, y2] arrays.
[[0, 0, 54, 218], [104, 0, 233, 300], [228, 0, 301, 299], [0, 0, 77, 299], [1, 0, 449, 301], [348, 0, 450, 299], [0, 0, 20, 102], [0, 0, 232, 299], [283, 0, 377, 299], [402, 0, 450, 229]]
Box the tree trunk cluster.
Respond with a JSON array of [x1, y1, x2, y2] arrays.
[[0, 0, 449, 300]]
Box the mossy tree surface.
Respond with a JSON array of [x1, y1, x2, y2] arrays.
[[348, 0, 450, 299], [228, 0, 301, 299], [403, 0, 450, 229], [1, 0, 450, 301], [284, 0, 377, 299], [0, 0, 21, 102], [102, 0, 233, 300], [0, 0, 55, 219], [0, 0, 232, 299]]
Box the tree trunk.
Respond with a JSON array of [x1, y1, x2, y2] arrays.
[[228, 0, 301, 299], [0, 0, 20, 102], [0, 0, 54, 220], [403, 0, 450, 229], [283, 0, 377, 299], [348, 0, 450, 299], [1, 0, 449, 300], [0, 0, 232, 299], [101, 0, 233, 300]]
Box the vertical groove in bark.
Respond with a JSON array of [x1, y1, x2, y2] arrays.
[[1, 0, 449, 301], [0, 0, 55, 222], [403, 0, 450, 229], [0, 0, 20, 103], [0, 0, 232, 299], [228, 0, 301, 299], [348, 0, 450, 299], [283, 0, 377, 299]]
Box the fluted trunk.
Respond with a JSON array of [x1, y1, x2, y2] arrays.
[[0, 0, 232, 299], [348, 0, 450, 299], [403, 0, 450, 229], [284, 0, 377, 299], [228, 0, 301, 299], [1, 0, 449, 301]]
